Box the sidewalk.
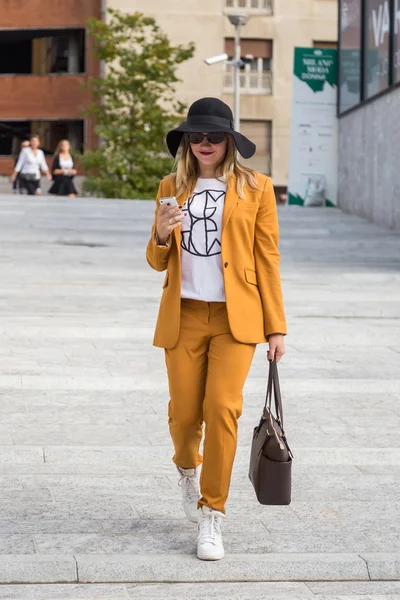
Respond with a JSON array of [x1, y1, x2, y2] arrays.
[[0, 176, 85, 197], [0, 193, 399, 598]]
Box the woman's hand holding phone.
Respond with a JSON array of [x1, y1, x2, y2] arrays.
[[156, 197, 184, 245]]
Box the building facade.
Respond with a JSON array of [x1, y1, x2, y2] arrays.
[[0, 0, 101, 175], [109, 0, 337, 193], [338, 0, 400, 229]]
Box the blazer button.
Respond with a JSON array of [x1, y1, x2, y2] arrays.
[[224, 262, 228, 268]]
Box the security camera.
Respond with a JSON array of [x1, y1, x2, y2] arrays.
[[228, 14, 249, 26], [204, 53, 229, 66]]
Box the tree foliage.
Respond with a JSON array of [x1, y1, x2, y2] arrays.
[[82, 9, 195, 199]]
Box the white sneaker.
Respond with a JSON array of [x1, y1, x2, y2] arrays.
[[197, 506, 225, 561], [177, 466, 201, 523]]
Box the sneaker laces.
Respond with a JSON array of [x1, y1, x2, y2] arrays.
[[197, 510, 223, 545], [178, 472, 199, 503]]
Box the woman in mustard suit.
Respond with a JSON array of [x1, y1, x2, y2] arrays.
[[146, 97, 286, 561]]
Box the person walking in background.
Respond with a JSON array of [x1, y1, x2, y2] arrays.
[[11, 134, 51, 195], [146, 98, 287, 561], [48, 139, 78, 198], [12, 139, 30, 194]]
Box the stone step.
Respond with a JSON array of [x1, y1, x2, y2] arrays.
[[0, 552, 399, 584], [2, 581, 400, 600]]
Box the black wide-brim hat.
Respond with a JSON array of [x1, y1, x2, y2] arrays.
[[166, 97, 256, 159]]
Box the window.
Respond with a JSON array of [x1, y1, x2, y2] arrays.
[[313, 41, 338, 49], [224, 38, 273, 94], [365, 0, 390, 98], [393, 0, 400, 82], [225, 0, 273, 13], [339, 0, 362, 113], [0, 122, 30, 155], [0, 120, 85, 156], [339, 0, 400, 114], [240, 120, 272, 175], [0, 29, 86, 75]]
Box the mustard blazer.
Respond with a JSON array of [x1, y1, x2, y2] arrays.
[[146, 172, 287, 349]]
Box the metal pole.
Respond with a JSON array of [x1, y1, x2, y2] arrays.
[[234, 22, 242, 132]]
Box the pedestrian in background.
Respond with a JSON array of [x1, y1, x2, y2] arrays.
[[11, 134, 51, 195], [12, 139, 30, 194], [146, 98, 287, 561], [48, 139, 78, 198]]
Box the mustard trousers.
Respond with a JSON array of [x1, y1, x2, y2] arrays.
[[165, 299, 256, 513]]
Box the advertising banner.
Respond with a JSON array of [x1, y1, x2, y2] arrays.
[[288, 47, 338, 207]]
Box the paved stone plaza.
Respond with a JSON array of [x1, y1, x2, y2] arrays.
[[0, 193, 399, 599]]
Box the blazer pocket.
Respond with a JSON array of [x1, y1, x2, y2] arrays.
[[162, 272, 169, 289], [245, 269, 258, 286]]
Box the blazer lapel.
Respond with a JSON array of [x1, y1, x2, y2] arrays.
[[173, 189, 187, 255], [222, 173, 237, 231]]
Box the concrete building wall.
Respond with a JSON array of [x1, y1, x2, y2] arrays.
[[112, 0, 224, 107], [109, 0, 337, 188], [338, 87, 400, 230]]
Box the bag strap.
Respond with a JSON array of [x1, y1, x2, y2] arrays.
[[264, 359, 284, 430]]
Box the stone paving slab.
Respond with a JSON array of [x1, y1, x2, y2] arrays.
[[1, 582, 400, 600], [0, 582, 310, 600], [0, 555, 77, 583], [360, 553, 400, 580], [0, 194, 399, 593], [76, 553, 369, 583], [31, 531, 379, 555], [39, 445, 400, 466], [308, 581, 400, 594]]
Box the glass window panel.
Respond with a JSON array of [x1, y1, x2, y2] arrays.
[[339, 0, 362, 113], [365, 0, 390, 98], [262, 58, 271, 71], [394, 0, 400, 82], [0, 120, 84, 155]]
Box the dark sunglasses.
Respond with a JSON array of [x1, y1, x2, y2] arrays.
[[187, 132, 226, 145]]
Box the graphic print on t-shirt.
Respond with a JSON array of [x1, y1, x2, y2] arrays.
[[181, 189, 226, 257]]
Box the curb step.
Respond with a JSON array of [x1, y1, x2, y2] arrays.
[[0, 553, 399, 584]]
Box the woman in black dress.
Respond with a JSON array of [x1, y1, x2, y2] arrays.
[[49, 140, 78, 197]]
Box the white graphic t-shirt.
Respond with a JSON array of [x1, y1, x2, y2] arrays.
[[180, 178, 227, 302]]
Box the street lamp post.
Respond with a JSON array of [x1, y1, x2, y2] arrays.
[[228, 14, 248, 132], [204, 13, 249, 133]]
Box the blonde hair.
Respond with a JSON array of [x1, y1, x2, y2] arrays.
[[54, 139, 71, 157], [173, 134, 261, 200]]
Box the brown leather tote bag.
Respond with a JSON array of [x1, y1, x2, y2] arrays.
[[249, 359, 293, 505]]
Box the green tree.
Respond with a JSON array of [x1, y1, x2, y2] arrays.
[[82, 9, 195, 199]]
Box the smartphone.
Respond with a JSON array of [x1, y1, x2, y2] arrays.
[[160, 196, 179, 208]]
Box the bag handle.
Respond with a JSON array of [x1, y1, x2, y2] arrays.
[[264, 359, 284, 429]]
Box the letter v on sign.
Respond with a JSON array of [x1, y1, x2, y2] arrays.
[[372, 0, 390, 47]]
